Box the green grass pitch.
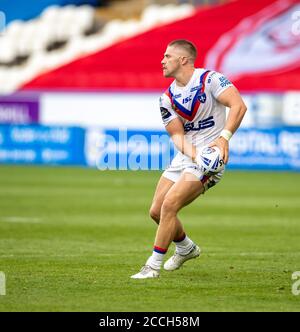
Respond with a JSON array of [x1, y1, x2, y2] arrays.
[[0, 165, 300, 312]]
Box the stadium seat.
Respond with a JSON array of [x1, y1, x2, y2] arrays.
[[6, 20, 24, 41], [0, 38, 17, 64], [40, 5, 61, 23]]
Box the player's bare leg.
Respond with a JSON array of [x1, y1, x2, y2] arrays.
[[154, 172, 204, 249], [149, 175, 175, 225], [131, 172, 204, 279], [151, 174, 198, 248], [149, 176, 186, 240]]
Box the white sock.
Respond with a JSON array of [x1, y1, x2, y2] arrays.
[[146, 246, 167, 270], [174, 234, 194, 255]]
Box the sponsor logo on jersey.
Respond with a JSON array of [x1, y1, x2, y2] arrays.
[[182, 95, 192, 104], [160, 107, 172, 120], [219, 76, 231, 88], [174, 94, 182, 99], [184, 116, 215, 132], [190, 84, 202, 92], [207, 72, 217, 84]]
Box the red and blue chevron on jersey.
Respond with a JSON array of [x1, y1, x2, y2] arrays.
[[159, 68, 233, 147]]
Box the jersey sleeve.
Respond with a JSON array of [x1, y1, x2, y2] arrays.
[[159, 93, 178, 126], [207, 71, 234, 99]]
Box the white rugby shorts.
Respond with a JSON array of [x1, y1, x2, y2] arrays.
[[162, 152, 224, 192]]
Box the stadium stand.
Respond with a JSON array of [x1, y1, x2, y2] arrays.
[[0, 1, 195, 93], [15, 0, 300, 93], [0, 0, 299, 94]]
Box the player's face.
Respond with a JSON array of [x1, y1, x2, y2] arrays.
[[161, 46, 182, 77]]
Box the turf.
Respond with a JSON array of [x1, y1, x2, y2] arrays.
[[0, 165, 299, 312]]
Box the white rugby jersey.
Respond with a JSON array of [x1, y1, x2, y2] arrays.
[[159, 68, 233, 147]]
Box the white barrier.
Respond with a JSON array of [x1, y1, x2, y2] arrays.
[[39, 91, 300, 129], [40, 92, 164, 129]]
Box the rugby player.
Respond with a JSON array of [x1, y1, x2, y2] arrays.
[[131, 39, 247, 279]]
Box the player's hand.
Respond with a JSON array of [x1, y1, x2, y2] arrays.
[[208, 137, 229, 164]]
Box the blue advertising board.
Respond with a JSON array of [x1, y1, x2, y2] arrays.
[[229, 128, 300, 171], [0, 124, 85, 165]]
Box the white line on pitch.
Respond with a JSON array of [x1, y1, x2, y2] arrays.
[[0, 217, 42, 223]]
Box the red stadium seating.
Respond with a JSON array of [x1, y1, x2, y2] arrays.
[[21, 0, 300, 92]]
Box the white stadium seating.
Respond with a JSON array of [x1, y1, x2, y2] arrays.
[[0, 3, 194, 94]]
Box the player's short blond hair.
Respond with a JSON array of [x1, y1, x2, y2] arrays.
[[168, 39, 197, 62]]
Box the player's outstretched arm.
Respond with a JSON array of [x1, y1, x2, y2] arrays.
[[210, 86, 247, 164], [165, 117, 197, 161]]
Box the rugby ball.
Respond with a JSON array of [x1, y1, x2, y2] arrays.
[[196, 146, 224, 174]]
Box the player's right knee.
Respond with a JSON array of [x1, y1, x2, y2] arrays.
[[149, 206, 160, 223]]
